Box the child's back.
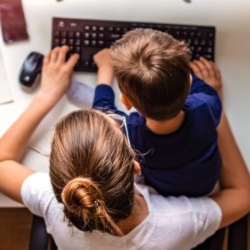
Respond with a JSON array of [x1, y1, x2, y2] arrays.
[[124, 73, 222, 197], [93, 28, 222, 197]]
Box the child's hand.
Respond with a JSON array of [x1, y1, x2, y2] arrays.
[[94, 48, 112, 69], [190, 57, 222, 97], [94, 48, 114, 86], [38, 46, 79, 103]]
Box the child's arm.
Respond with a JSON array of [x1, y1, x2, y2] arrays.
[[189, 57, 222, 128], [92, 48, 127, 116], [93, 48, 114, 86], [191, 57, 250, 227]]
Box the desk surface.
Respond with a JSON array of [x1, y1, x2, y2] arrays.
[[0, 0, 250, 207]]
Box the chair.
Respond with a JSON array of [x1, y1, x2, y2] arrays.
[[29, 215, 57, 250], [192, 228, 226, 250], [228, 215, 249, 250]]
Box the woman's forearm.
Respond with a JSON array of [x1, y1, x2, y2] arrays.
[[0, 46, 79, 203], [218, 113, 250, 190], [211, 112, 250, 228], [0, 93, 56, 162], [0, 46, 79, 163]]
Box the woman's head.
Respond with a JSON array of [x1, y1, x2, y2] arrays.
[[49, 109, 136, 235]]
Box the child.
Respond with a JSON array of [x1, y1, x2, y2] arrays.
[[92, 28, 222, 197]]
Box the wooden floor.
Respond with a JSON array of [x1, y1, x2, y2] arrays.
[[0, 208, 32, 250], [0, 208, 249, 250]]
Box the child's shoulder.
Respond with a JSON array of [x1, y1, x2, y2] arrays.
[[126, 111, 145, 125]]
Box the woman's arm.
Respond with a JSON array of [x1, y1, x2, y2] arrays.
[[0, 46, 79, 203], [211, 112, 250, 228]]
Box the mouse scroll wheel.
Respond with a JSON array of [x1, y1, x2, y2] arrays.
[[24, 76, 30, 82]]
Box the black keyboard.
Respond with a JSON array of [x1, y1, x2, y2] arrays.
[[52, 17, 216, 72]]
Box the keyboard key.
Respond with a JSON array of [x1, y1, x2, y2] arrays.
[[61, 31, 67, 38], [75, 32, 81, 38], [68, 31, 74, 38]]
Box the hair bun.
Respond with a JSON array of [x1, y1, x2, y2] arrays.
[[61, 177, 122, 235], [62, 177, 103, 215]]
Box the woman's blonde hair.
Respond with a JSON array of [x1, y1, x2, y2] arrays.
[[49, 109, 135, 236]]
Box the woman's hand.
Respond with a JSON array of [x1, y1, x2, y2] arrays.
[[38, 46, 79, 104]]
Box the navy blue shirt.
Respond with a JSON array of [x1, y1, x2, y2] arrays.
[[93, 75, 222, 197]]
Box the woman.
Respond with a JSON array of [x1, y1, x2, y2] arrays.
[[0, 46, 249, 250]]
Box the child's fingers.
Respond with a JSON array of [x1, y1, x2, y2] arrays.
[[190, 61, 201, 76], [194, 59, 210, 78], [211, 61, 221, 80], [190, 60, 206, 79], [199, 57, 215, 76]]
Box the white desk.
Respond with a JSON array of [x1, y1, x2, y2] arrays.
[[0, 0, 250, 207]]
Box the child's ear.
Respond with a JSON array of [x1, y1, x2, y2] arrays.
[[189, 74, 193, 87], [133, 161, 141, 175], [120, 93, 133, 110]]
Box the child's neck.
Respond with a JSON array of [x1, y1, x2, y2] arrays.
[[146, 111, 185, 135]]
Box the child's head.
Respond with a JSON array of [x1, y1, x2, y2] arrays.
[[50, 109, 136, 236], [111, 28, 191, 120]]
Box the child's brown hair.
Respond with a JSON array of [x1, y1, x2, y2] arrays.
[[112, 28, 191, 120]]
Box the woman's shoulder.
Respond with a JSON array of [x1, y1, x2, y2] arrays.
[[21, 172, 59, 216], [136, 183, 222, 249], [21, 172, 51, 193], [137, 183, 221, 216], [137, 184, 221, 224]]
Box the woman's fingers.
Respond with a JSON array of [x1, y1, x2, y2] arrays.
[[49, 47, 60, 63], [42, 46, 79, 75], [57, 46, 70, 64]]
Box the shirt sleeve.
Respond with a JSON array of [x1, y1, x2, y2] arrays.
[[92, 84, 127, 117], [138, 185, 222, 249], [190, 74, 218, 96], [188, 197, 222, 248], [21, 172, 56, 217], [189, 74, 222, 127]]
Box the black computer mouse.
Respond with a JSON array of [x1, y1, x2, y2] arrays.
[[19, 52, 44, 87]]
